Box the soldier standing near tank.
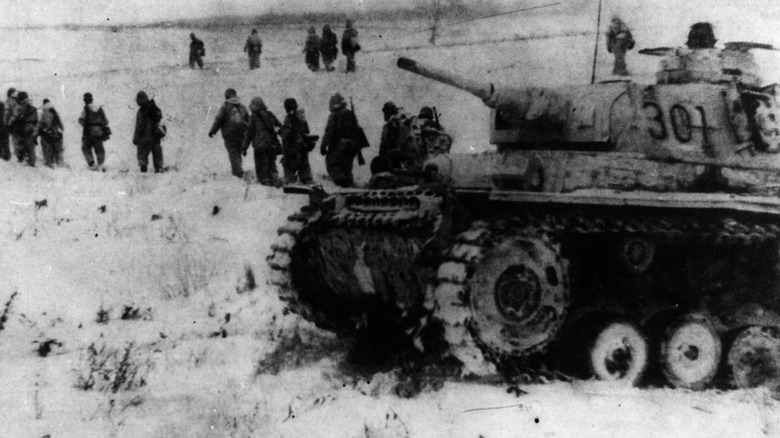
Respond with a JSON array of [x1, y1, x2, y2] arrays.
[[8, 91, 38, 166], [189, 33, 205, 70], [320, 24, 338, 72], [376, 101, 416, 170], [209, 88, 250, 178], [243, 97, 282, 186], [279, 98, 313, 185], [244, 29, 263, 70], [416, 106, 452, 159], [606, 16, 634, 76], [78, 92, 110, 171], [304, 27, 320, 71], [341, 20, 360, 73], [379, 101, 401, 158], [321, 93, 364, 187], [133, 91, 165, 173], [37, 98, 64, 168]]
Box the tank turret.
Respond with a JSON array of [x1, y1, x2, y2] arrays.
[[640, 20, 775, 88], [641, 43, 771, 88], [399, 55, 780, 168]]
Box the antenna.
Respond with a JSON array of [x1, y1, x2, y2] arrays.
[[590, 0, 603, 84]]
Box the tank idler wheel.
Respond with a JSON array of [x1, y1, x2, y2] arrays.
[[726, 325, 780, 392], [659, 314, 722, 390], [468, 234, 570, 363], [589, 319, 649, 386], [619, 237, 656, 275], [429, 222, 569, 376]]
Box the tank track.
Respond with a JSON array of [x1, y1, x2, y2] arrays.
[[270, 195, 780, 382], [267, 206, 324, 326], [267, 190, 443, 331], [431, 209, 780, 379]]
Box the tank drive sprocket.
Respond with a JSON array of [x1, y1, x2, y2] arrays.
[[268, 189, 444, 333]]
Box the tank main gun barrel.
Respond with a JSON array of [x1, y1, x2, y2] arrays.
[[397, 57, 494, 102]]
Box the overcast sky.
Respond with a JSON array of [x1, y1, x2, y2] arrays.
[[1, 0, 779, 27]]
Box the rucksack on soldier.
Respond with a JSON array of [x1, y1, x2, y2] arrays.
[[224, 103, 248, 137]]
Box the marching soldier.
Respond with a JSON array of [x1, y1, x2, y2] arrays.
[[279, 98, 313, 184], [78, 92, 110, 171], [304, 27, 320, 71], [37, 98, 64, 168], [321, 93, 365, 187], [189, 33, 205, 69], [209, 88, 250, 178], [320, 24, 338, 72], [133, 91, 165, 173], [244, 97, 282, 186], [8, 91, 38, 166], [341, 20, 360, 73], [244, 29, 263, 70]]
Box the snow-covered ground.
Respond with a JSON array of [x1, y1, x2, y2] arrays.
[[1, 5, 780, 437]]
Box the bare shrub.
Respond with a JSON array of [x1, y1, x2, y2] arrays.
[[75, 342, 152, 393], [236, 264, 257, 294], [159, 244, 220, 299]]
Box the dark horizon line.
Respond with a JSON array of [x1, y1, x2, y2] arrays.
[[0, 4, 568, 32]]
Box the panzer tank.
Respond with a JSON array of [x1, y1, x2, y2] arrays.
[[269, 37, 780, 390]]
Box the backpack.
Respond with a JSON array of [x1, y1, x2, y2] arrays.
[[224, 103, 248, 138], [82, 105, 109, 139]]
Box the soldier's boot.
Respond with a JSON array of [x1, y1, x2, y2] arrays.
[[140, 165, 148, 173]]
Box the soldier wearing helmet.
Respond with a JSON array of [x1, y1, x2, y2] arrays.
[[189, 33, 205, 70], [244, 29, 263, 70], [0, 88, 17, 161], [341, 19, 360, 72], [209, 88, 250, 178], [320, 24, 338, 72], [320, 93, 365, 187], [8, 91, 38, 166], [133, 91, 165, 173], [279, 98, 314, 184], [304, 27, 321, 71], [243, 96, 282, 186], [378, 101, 410, 158], [77, 92, 110, 171]]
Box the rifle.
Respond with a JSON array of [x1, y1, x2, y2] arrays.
[[350, 97, 369, 166], [432, 106, 440, 130]]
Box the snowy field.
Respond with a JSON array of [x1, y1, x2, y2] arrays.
[[1, 4, 780, 437]]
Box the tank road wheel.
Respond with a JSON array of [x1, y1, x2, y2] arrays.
[[726, 325, 780, 392], [589, 319, 649, 386], [431, 221, 569, 376], [659, 314, 722, 390]]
